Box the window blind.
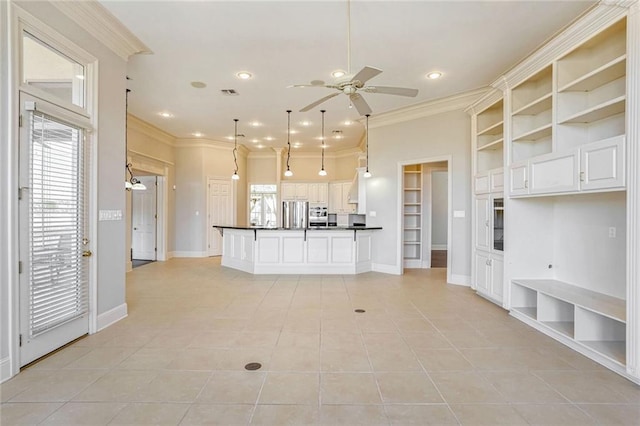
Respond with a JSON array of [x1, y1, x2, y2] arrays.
[[29, 111, 88, 337]]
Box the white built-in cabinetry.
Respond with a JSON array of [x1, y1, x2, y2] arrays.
[[281, 182, 328, 204], [329, 181, 356, 214], [469, 92, 506, 305], [484, 7, 639, 384], [403, 165, 422, 268]]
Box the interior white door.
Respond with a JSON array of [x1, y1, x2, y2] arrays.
[[208, 179, 232, 256], [19, 95, 90, 366], [131, 176, 157, 260]]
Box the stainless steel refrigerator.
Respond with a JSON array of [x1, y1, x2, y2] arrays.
[[282, 201, 309, 229]]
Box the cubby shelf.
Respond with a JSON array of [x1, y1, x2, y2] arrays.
[[558, 96, 626, 124], [478, 139, 504, 151], [512, 93, 552, 116], [512, 123, 552, 142], [559, 55, 626, 93], [478, 120, 504, 137]]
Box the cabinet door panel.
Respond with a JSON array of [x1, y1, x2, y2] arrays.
[[580, 136, 625, 191], [308, 184, 319, 203], [329, 183, 342, 212], [474, 251, 490, 294], [530, 151, 579, 194], [490, 169, 504, 192], [474, 172, 490, 194], [295, 183, 309, 200], [490, 256, 504, 302], [509, 162, 529, 196], [281, 183, 296, 201], [475, 196, 490, 251]]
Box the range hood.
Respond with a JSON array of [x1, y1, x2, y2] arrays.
[[347, 167, 366, 214]]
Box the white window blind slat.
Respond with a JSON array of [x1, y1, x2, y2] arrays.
[[29, 111, 88, 337]]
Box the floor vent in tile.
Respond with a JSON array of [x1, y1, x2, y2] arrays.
[[244, 362, 262, 371]]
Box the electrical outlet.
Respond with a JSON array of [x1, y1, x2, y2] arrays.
[[608, 227, 616, 238]]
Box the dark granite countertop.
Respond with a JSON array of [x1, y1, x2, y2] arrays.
[[213, 225, 382, 231]]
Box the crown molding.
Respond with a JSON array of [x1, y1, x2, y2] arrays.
[[128, 114, 175, 147], [282, 147, 362, 160], [491, 1, 629, 90], [248, 150, 277, 159], [174, 138, 250, 156], [368, 88, 487, 129], [50, 0, 152, 60], [464, 88, 503, 116]]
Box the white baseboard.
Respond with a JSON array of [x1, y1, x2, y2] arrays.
[[432, 244, 447, 250], [449, 273, 470, 286], [96, 303, 128, 332], [372, 262, 402, 275], [0, 357, 12, 383], [171, 251, 207, 258]]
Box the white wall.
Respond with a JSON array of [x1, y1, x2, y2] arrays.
[[367, 109, 472, 280], [2, 0, 129, 380]]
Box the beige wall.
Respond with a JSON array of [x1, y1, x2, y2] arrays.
[[248, 154, 277, 183]]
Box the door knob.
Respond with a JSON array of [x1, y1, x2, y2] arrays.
[[133, 227, 138, 230], [82, 250, 92, 257]]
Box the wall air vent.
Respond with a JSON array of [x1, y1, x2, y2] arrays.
[[221, 89, 239, 96]]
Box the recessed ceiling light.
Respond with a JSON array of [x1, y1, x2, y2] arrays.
[[293, 142, 302, 148], [289, 129, 298, 134], [192, 132, 204, 137], [321, 144, 329, 149], [332, 70, 346, 78], [299, 121, 312, 127], [236, 71, 252, 80], [225, 136, 234, 140], [159, 112, 173, 118], [191, 81, 206, 88], [251, 139, 259, 143], [264, 136, 275, 141], [427, 71, 442, 79], [249, 121, 261, 127], [343, 120, 353, 126], [256, 144, 264, 148]]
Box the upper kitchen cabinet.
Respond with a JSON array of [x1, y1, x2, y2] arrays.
[[281, 182, 328, 204]]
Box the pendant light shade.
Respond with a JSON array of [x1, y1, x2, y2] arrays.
[[231, 118, 240, 180], [318, 109, 327, 176], [284, 110, 293, 177], [363, 114, 372, 178]]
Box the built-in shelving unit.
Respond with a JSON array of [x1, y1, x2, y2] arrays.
[[403, 165, 422, 267], [503, 14, 634, 382]]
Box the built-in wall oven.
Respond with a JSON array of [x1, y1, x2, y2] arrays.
[[309, 205, 328, 227]]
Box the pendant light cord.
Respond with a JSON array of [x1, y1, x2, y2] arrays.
[[286, 110, 292, 170], [233, 119, 239, 174], [321, 109, 326, 170], [365, 114, 370, 172], [347, 0, 351, 74]]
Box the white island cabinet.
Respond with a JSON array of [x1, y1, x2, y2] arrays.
[[217, 227, 380, 274]]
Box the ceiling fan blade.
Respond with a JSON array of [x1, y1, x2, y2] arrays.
[[349, 93, 372, 116], [300, 92, 340, 112], [288, 84, 339, 89], [363, 86, 419, 97], [351, 66, 383, 84]]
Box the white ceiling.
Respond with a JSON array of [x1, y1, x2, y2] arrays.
[[100, 0, 596, 152]]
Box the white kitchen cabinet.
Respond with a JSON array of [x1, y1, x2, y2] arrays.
[[308, 183, 328, 204], [475, 195, 490, 251], [474, 251, 504, 303], [329, 182, 355, 213], [474, 172, 490, 194], [281, 182, 310, 201], [580, 135, 625, 191], [529, 150, 580, 194]]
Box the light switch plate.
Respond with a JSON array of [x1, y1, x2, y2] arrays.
[[453, 210, 465, 218]]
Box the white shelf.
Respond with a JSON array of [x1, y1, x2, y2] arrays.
[[512, 93, 552, 116], [477, 120, 504, 137], [579, 340, 625, 365], [543, 321, 574, 338], [512, 278, 625, 322], [559, 55, 626, 93], [514, 307, 537, 319], [404, 203, 421, 206], [404, 187, 421, 191], [404, 241, 421, 245], [477, 139, 504, 152], [404, 213, 421, 216], [512, 123, 552, 142], [558, 95, 626, 124]]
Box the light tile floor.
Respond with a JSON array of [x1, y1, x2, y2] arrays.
[[2, 257, 639, 425]]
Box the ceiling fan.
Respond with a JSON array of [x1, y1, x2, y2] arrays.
[[290, 1, 419, 116]]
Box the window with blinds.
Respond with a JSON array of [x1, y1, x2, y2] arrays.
[[29, 111, 88, 337]]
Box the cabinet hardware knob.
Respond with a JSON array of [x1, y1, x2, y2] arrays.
[[82, 250, 92, 257], [579, 172, 585, 182]]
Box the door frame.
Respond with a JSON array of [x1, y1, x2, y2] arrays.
[[131, 175, 158, 261], [423, 165, 449, 268], [125, 154, 168, 271], [397, 155, 452, 282]]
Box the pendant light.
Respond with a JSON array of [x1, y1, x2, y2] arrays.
[[284, 110, 293, 177], [318, 109, 327, 176], [124, 87, 146, 191], [231, 118, 240, 180], [363, 114, 372, 178]]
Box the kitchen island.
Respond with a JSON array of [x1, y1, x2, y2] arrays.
[[214, 226, 382, 274]]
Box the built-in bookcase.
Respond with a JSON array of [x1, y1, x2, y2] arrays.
[[403, 165, 422, 267]]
